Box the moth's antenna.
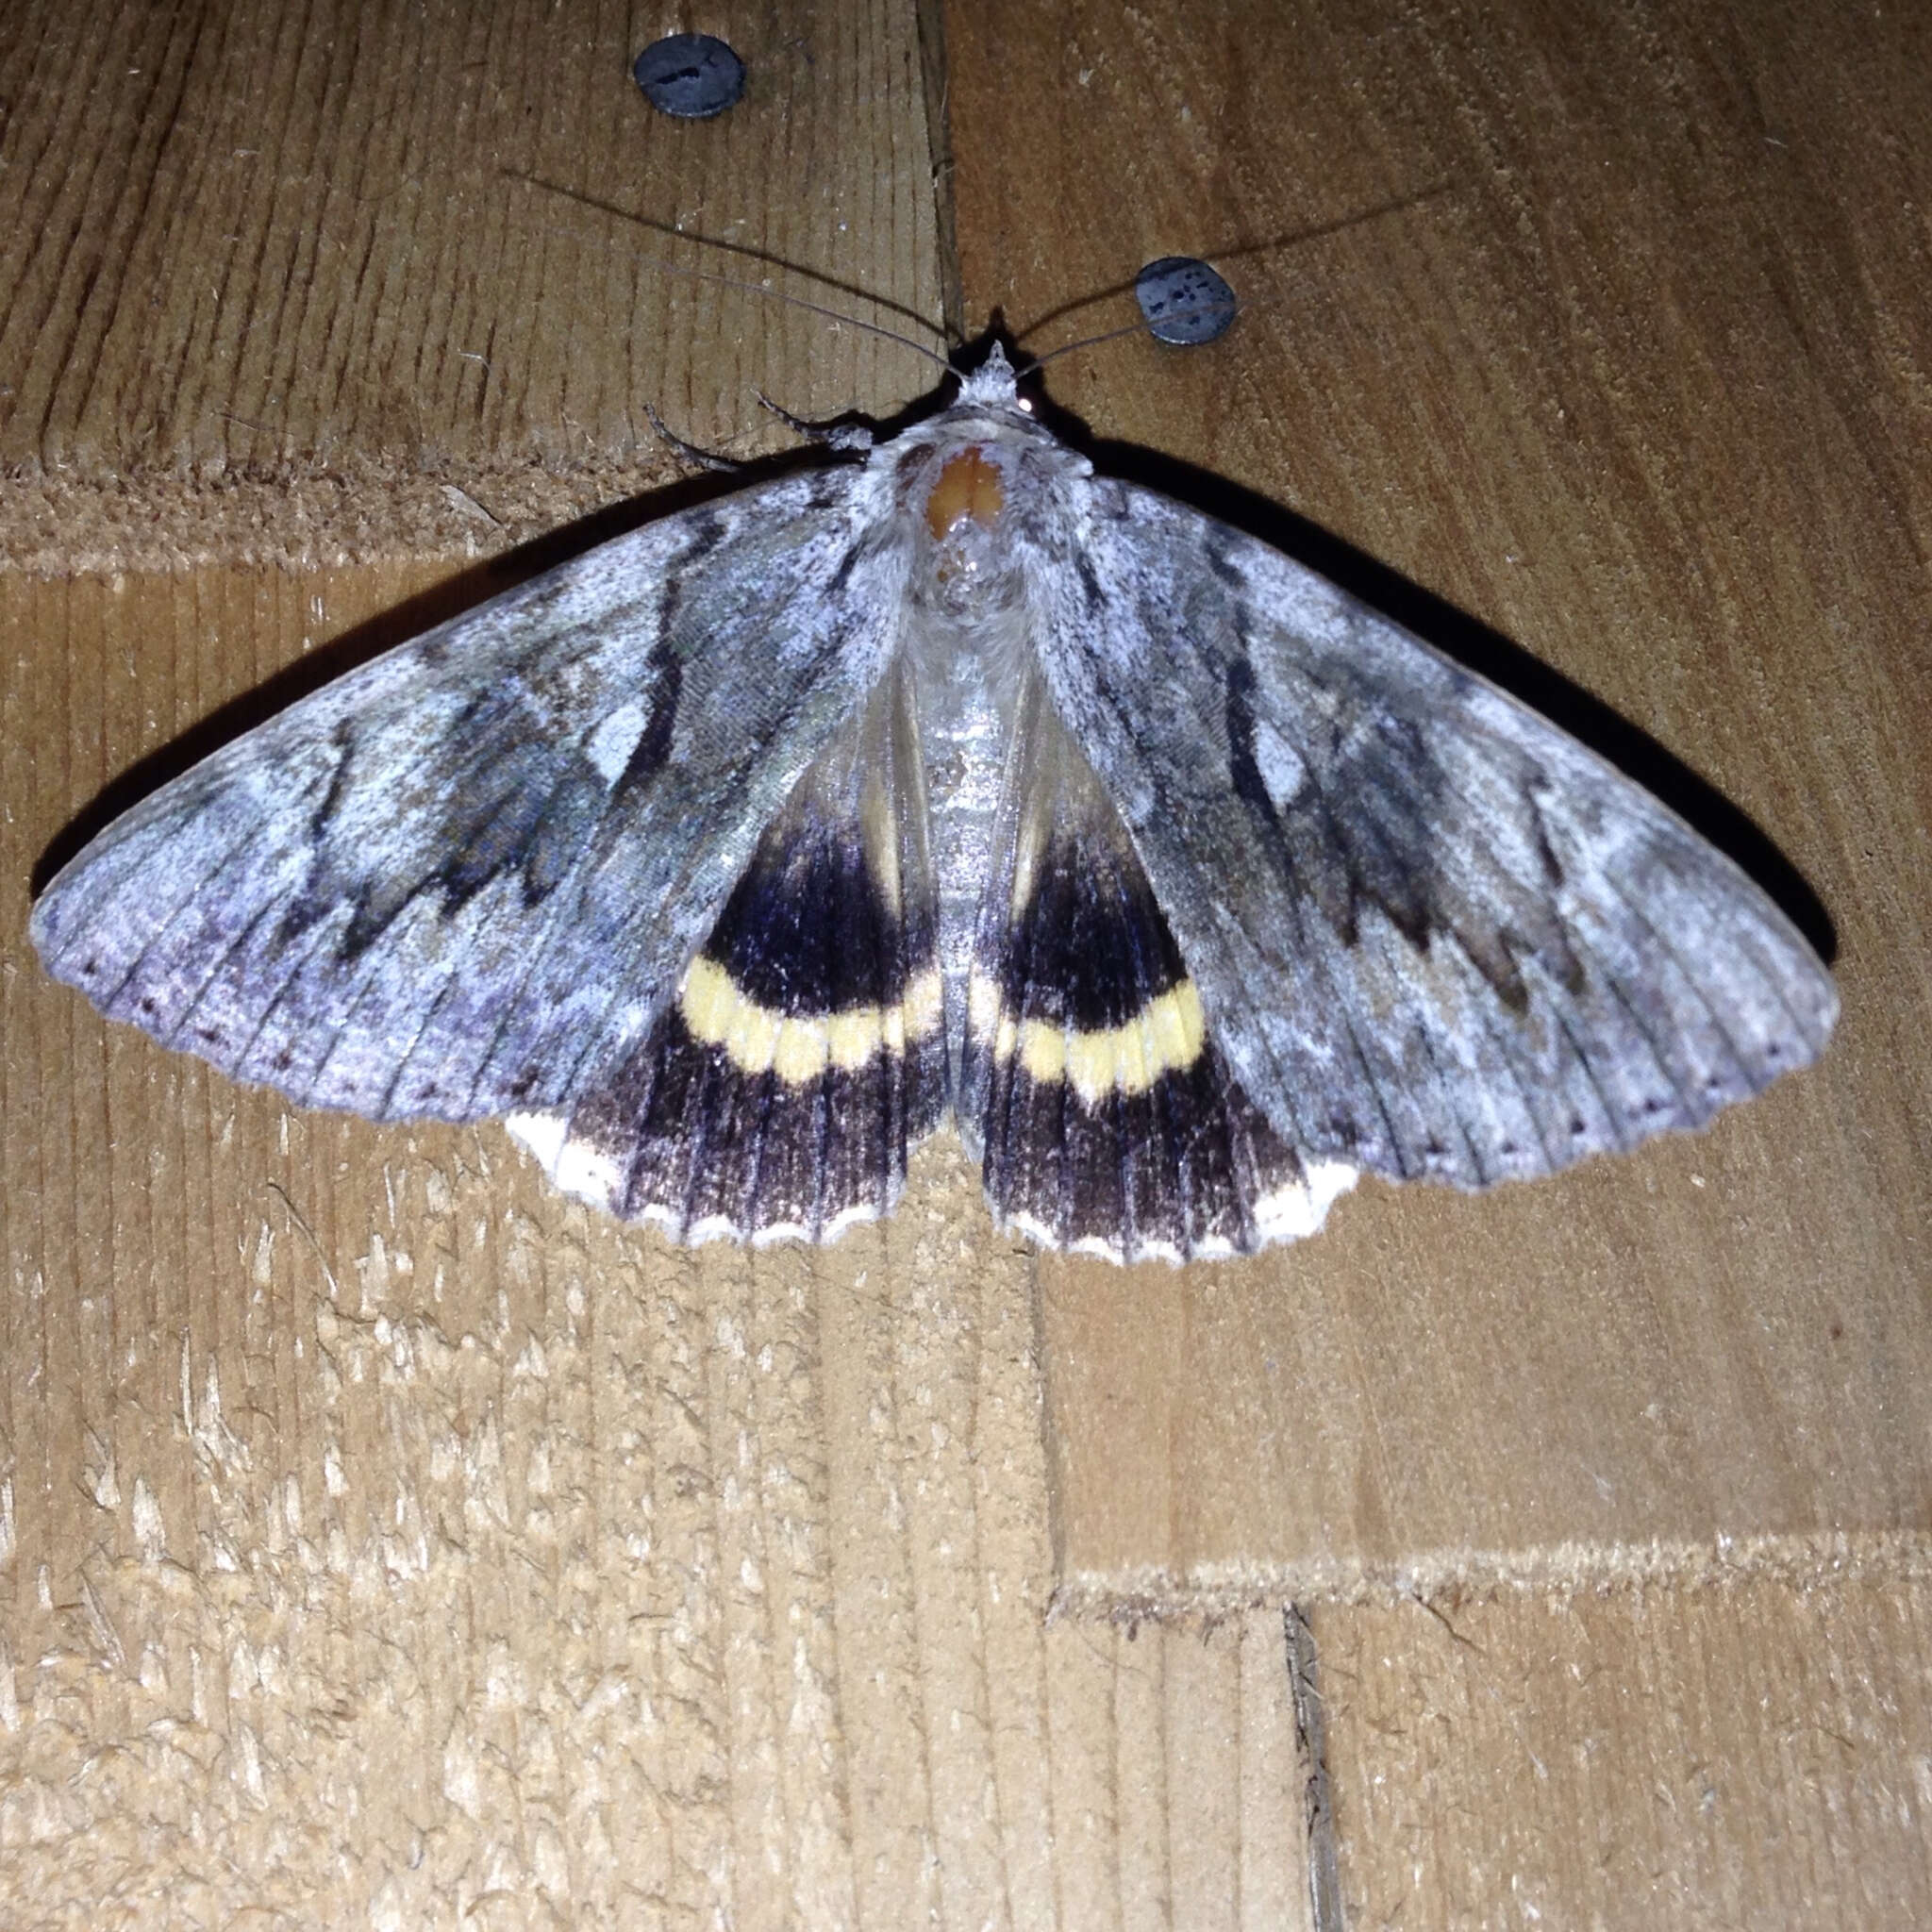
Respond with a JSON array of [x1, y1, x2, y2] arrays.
[[1030, 297, 1257, 370], [502, 173, 955, 373], [1026, 185, 1457, 372], [621, 258, 956, 373]]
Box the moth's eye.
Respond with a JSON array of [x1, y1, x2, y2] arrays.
[[925, 447, 1006, 541], [1016, 396, 1034, 415]]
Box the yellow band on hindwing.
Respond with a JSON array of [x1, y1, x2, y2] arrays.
[[974, 971, 1208, 1106], [680, 955, 942, 1085]]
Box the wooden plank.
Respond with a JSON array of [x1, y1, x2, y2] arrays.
[[944, 0, 1932, 1600], [2, 557, 1319, 1924], [0, 6, 1323, 1918], [0, 0, 947, 569], [0, 0, 946, 473], [1315, 1574, 1932, 1926]]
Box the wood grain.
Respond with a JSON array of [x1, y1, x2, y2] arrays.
[[0, 0, 945, 474], [7, 0, 1932, 1924], [0, 4, 1316, 1924], [946, 0, 1932, 1601], [1316, 1574, 1932, 1926]]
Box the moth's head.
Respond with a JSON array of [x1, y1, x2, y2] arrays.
[[948, 325, 1043, 421], [956, 341, 1025, 410]]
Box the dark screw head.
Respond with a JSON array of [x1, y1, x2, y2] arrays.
[[633, 35, 747, 119], [1135, 257, 1237, 345]]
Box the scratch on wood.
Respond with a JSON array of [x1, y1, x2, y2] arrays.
[[1287, 1604, 1346, 1932]]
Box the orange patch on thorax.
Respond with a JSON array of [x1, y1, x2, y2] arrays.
[[924, 448, 1006, 541]]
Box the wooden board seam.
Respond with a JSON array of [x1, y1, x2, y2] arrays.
[[1050, 1526, 1932, 1617]]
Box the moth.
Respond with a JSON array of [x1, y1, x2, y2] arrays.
[[31, 342, 1837, 1263]]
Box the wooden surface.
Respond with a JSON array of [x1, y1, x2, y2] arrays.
[[1312, 1573, 1932, 1926], [2, 7, 1315, 1926], [4, 0, 1930, 1924], [946, 0, 1932, 1603]]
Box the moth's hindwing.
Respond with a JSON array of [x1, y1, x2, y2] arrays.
[[508, 666, 949, 1243], [31, 466, 908, 1123], [962, 676, 1357, 1263], [1031, 481, 1838, 1192]]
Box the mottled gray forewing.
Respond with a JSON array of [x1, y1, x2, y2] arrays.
[[1031, 481, 1837, 1187], [32, 466, 909, 1121]]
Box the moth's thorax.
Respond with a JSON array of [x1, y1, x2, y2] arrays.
[[904, 445, 1024, 629], [893, 405, 1083, 625]]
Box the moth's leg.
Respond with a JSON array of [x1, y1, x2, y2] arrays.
[[754, 391, 875, 454], [643, 403, 747, 473], [646, 397, 874, 473]]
